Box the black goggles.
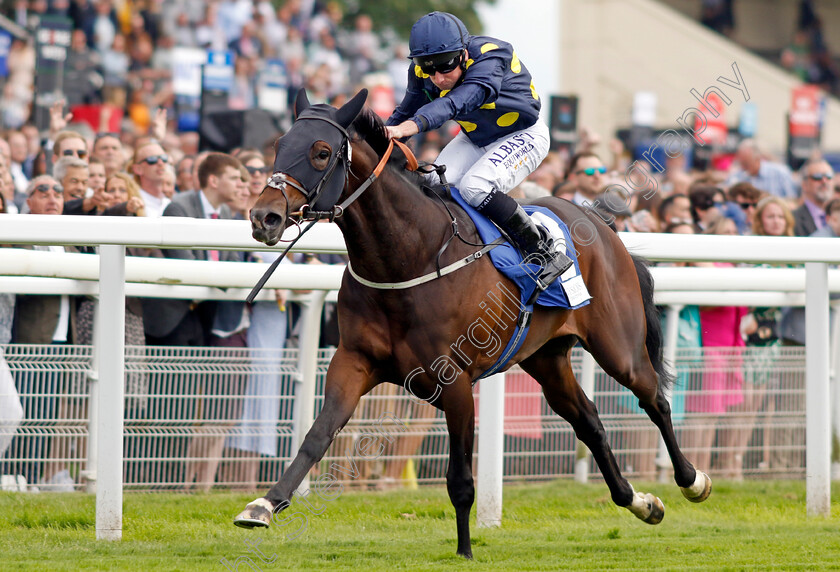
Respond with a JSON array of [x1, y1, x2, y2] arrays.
[[414, 51, 462, 76]]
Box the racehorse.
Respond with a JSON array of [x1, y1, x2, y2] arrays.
[[236, 89, 711, 559]]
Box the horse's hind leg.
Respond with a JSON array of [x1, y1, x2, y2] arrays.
[[234, 348, 376, 527], [582, 327, 711, 503], [520, 342, 665, 525]]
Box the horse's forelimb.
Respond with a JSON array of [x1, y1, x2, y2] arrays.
[[443, 384, 476, 559], [234, 350, 374, 528]]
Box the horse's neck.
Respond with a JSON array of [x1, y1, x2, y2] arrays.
[[337, 170, 454, 282]]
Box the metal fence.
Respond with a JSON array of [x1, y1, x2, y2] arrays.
[[0, 343, 806, 492]]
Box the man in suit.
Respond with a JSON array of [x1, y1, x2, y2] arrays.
[[8, 175, 80, 490], [143, 152, 244, 346], [141, 152, 246, 488], [793, 158, 834, 237]]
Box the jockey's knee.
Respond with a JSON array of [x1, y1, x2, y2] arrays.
[[459, 175, 494, 208]]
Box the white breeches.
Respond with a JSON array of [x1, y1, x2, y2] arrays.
[[426, 121, 550, 208]]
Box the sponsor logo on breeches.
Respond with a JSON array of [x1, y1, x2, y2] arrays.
[[488, 133, 536, 168]]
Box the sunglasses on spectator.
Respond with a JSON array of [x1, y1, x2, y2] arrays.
[[141, 154, 169, 165], [62, 149, 88, 158], [699, 201, 724, 210], [575, 166, 607, 176], [246, 166, 268, 175], [808, 173, 833, 181], [30, 183, 63, 195], [738, 202, 757, 210], [414, 53, 462, 76]]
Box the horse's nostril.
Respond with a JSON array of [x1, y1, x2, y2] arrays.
[[264, 212, 282, 229]]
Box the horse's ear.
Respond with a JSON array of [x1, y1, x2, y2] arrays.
[[294, 89, 311, 118], [336, 89, 368, 129]]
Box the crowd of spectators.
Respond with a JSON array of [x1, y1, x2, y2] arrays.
[[0, 0, 838, 490], [1, 0, 407, 131], [0, 0, 410, 493], [510, 132, 838, 480]]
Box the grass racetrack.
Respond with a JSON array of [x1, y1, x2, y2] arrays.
[[3, 480, 839, 571]]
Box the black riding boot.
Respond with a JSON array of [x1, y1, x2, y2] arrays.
[[502, 205, 574, 289], [476, 191, 574, 292]]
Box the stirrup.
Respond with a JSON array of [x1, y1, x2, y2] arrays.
[[525, 235, 574, 305]]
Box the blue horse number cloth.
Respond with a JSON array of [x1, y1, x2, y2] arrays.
[[450, 187, 591, 310]]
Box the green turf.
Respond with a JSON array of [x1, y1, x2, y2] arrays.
[[2, 480, 839, 571]]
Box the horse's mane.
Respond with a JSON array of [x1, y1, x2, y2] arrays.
[[350, 108, 426, 189]]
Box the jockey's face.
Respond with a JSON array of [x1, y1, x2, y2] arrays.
[[430, 67, 462, 91], [427, 52, 465, 91]]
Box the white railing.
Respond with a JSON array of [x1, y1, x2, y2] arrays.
[[0, 214, 837, 534]]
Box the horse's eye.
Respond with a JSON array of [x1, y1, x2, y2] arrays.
[[318, 150, 330, 160]]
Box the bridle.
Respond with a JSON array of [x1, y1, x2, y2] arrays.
[[265, 116, 417, 225], [247, 116, 417, 303]]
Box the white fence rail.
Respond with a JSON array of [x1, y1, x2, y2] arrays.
[[0, 215, 837, 535], [0, 344, 808, 484]]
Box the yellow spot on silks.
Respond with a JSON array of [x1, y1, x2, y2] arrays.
[[414, 65, 429, 78], [481, 43, 499, 54], [480, 102, 496, 109], [511, 52, 521, 73], [440, 89, 451, 97], [530, 82, 539, 100], [465, 58, 475, 69], [497, 112, 519, 127], [457, 120, 477, 132]]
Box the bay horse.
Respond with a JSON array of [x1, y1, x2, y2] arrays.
[[236, 89, 711, 559]]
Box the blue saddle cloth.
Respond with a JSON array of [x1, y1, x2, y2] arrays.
[[450, 188, 590, 310]]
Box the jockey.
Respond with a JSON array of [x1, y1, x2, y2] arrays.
[[385, 11, 574, 287]]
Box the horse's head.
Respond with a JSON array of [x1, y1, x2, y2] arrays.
[[250, 88, 368, 245]]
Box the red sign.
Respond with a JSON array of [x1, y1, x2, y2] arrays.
[[70, 104, 124, 134], [694, 92, 728, 145], [789, 85, 821, 138], [369, 84, 395, 120]]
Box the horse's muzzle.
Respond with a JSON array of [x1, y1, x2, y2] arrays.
[[250, 206, 284, 246]]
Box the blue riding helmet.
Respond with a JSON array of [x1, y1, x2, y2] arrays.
[[408, 11, 469, 61]]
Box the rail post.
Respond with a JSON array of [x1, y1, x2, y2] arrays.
[[291, 291, 327, 494], [96, 245, 126, 540], [477, 372, 505, 528], [805, 262, 831, 515]]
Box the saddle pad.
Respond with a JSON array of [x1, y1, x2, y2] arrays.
[[450, 188, 591, 310]]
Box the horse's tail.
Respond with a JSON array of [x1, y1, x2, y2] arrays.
[[631, 255, 675, 391]]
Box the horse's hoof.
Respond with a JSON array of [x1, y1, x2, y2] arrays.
[[627, 491, 665, 525], [233, 498, 273, 528], [680, 470, 712, 503], [643, 495, 665, 525]]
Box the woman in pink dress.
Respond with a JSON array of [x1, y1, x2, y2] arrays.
[[683, 215, 747, 476]]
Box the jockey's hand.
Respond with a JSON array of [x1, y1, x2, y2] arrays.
[[384, 120, 419, 141]]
